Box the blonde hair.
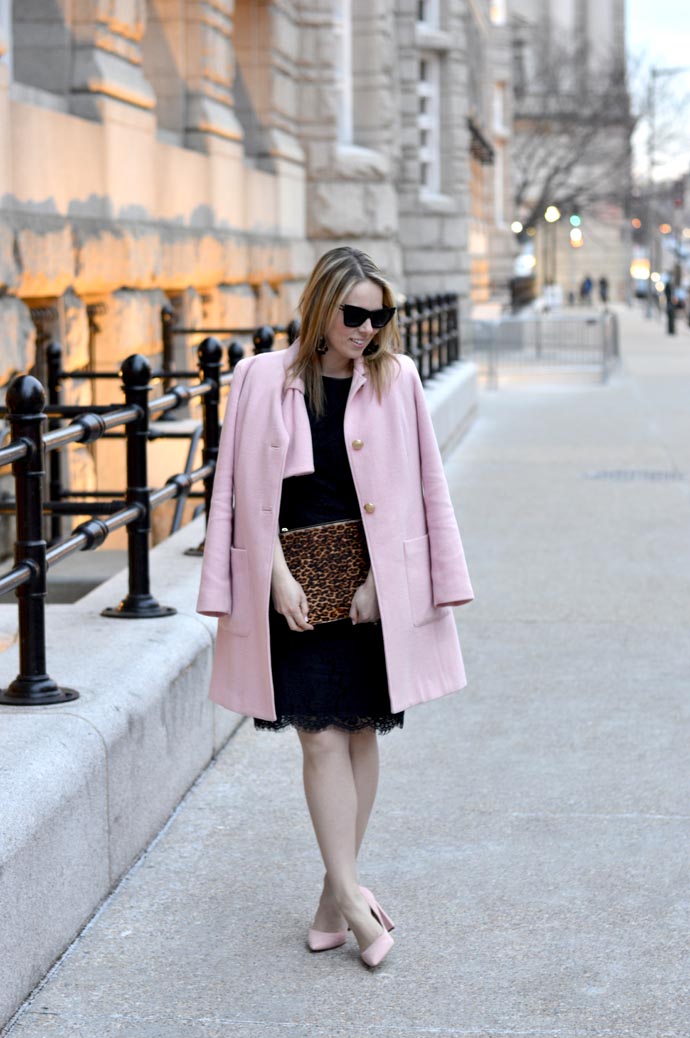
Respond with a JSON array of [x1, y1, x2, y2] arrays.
[[287, 247, 400, 415]]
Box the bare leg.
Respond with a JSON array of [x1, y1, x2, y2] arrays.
[[316, 727, 379, 929], [299, 727, 384, 950], [351, 727, 380, 852]]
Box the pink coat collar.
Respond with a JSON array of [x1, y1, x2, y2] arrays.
[[282, 339, 369, 396], [281, 341, 369, 478]]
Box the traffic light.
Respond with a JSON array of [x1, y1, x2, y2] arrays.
[[569, 227, 584, 248]]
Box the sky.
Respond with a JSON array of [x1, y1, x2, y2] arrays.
[[626, 0, 690, 180]]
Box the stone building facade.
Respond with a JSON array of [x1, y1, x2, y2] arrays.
[[0, 0, 513, 547]]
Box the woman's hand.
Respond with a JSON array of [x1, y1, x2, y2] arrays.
[[349, 569, 380, 625], [271, 537, 313, 632]]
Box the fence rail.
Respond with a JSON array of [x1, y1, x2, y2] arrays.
[[400, 294, 461, 381], [470, 310, 619, 386], [0, 338, 227, 706], [163, 294, 461, 385]]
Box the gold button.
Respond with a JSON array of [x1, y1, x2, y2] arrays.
[[364, 502, 375, 514], [352, 439, 364, 450]]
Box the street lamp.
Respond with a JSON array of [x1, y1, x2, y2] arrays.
[[543, 206, 561, 287], [645, 65, 690, 318]]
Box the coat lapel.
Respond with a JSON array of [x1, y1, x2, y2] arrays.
[[281, 344, 313, 477]]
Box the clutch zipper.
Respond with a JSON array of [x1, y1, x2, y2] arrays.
[[280, 518, 362, 534]]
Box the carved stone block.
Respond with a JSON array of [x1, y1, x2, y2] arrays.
[[0, 296, 36, 387], [0, 223, 18, 291], [61, 290, 91, 372], [15, 224, 75, 298]]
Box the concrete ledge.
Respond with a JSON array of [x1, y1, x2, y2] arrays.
[[0, 366, 477, 1029], [425, 359, 478, 457], [0, 517, 244, 1028]]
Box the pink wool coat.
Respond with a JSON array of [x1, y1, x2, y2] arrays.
[[196, 342, 474, 720]]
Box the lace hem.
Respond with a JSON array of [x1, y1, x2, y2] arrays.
[[254, 713, 404, 735]]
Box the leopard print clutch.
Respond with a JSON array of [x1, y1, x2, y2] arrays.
[[279, 519, 370, 624]]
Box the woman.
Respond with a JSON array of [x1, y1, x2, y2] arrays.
[[197, 247, 473, 968]]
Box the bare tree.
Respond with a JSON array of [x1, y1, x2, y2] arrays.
[[511, 22, 635, 229]]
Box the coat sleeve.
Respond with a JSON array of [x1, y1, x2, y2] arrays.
[[196, 358, 250, 617], [411, 362, 474, 608]]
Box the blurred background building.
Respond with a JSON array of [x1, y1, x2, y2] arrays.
[[0, 0, 514, 533], [509, 0, 632, 304]]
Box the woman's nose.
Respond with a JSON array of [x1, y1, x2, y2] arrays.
[[359, 319, 373, 333]]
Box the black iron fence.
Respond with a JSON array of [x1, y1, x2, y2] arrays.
[[470, 310, 619, 387], [160, 305, 300, 391], [161, 294, 461, 386], [0, 337, 229, 706], [36, 335, 251, 547], [399, 294, 461, 381], [0, 294, 462, 707]]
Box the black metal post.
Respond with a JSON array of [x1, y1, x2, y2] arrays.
[[429, 296, 439, 377], [0, 375, 78, 705], [449, 294, 460, 361], [440, 296, 449, 367], [403, 298, 416, 375], [416, 298, 428, 383], [185, 337, 222, 558], [46, 341, 64, 545], [253, 326, 274, 354], [286, 318, 301, 345], [228, 339, 245, 370], [102, 354, 175, 618], [161, 303, 176, 390]]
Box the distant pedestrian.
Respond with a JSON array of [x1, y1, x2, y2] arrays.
[[197, 247, 474, 969], [580, 275, 593, 304], [664, 275, 676, 335], [598, 276, 609, 305]]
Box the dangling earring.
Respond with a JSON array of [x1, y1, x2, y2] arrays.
[[316, 337, 328, 355]]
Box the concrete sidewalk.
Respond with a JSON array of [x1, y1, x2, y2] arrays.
[[4, 305, 690, 1038]]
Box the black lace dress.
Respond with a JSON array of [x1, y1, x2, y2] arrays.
[[255, 375, 404, 735]]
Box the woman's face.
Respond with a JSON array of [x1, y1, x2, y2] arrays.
[[322, 279, 383, 374]]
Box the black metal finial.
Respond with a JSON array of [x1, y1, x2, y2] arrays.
[[227, 340, 245, 369], [120, 354, 152, 387], [253, 326, 274, 354], [198, 337, 223, 364], [6, 375, 46, 415]]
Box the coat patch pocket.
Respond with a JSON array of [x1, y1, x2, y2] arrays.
[[403, 534, 446, 628], [219, 547, 251, 637]]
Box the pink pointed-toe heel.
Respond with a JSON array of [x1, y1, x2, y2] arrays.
[[360, 928, 394, 968], [307, 928, 348, 952], [358, 886, 395, 932], [358, 886, 395, 967]]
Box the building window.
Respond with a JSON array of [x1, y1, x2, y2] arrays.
[[336, 0, 353, 145], [418, 54, 441, 193], [417, 0, 439, 28]]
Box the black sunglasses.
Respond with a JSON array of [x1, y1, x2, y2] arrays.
[[339, 304, 397, 329]]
